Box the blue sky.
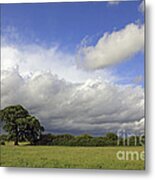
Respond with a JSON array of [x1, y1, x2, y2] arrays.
[[1, 1, 144, 47], [1, 1, 145, 134], [1, 1, 144, 86]]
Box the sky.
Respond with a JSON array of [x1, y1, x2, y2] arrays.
[[1, 1, 145, 135]]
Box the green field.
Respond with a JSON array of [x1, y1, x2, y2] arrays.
[[0, 144, 144, 170]]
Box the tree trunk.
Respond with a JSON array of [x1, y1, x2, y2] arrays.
[[14, 126, 19, 145], [14, 138, 19, 145]]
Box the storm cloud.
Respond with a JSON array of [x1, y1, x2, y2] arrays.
[[1, 68, 144, 135]]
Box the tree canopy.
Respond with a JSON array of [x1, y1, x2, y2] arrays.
[[0, 105, 44, 145]]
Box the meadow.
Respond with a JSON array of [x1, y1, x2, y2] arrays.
[[0, 143, 145, 170]]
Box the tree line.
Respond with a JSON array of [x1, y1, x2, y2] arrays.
[[0, 132, 145, 146], [0, 105, 145, 146], [34, 133, 145, 146]]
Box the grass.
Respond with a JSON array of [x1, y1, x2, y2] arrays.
[[0, 143, 145, 170]]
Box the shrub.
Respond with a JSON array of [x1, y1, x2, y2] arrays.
[[0, 140, 5, 145]]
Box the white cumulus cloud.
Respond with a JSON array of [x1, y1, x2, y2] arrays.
[[139, 1, 144, 13], [1, 44, 116, 83], [108, 1, 120, 5], [1, 68, 144, 134], [1, 42, 145, 135], [77, 23, 144, 70]]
